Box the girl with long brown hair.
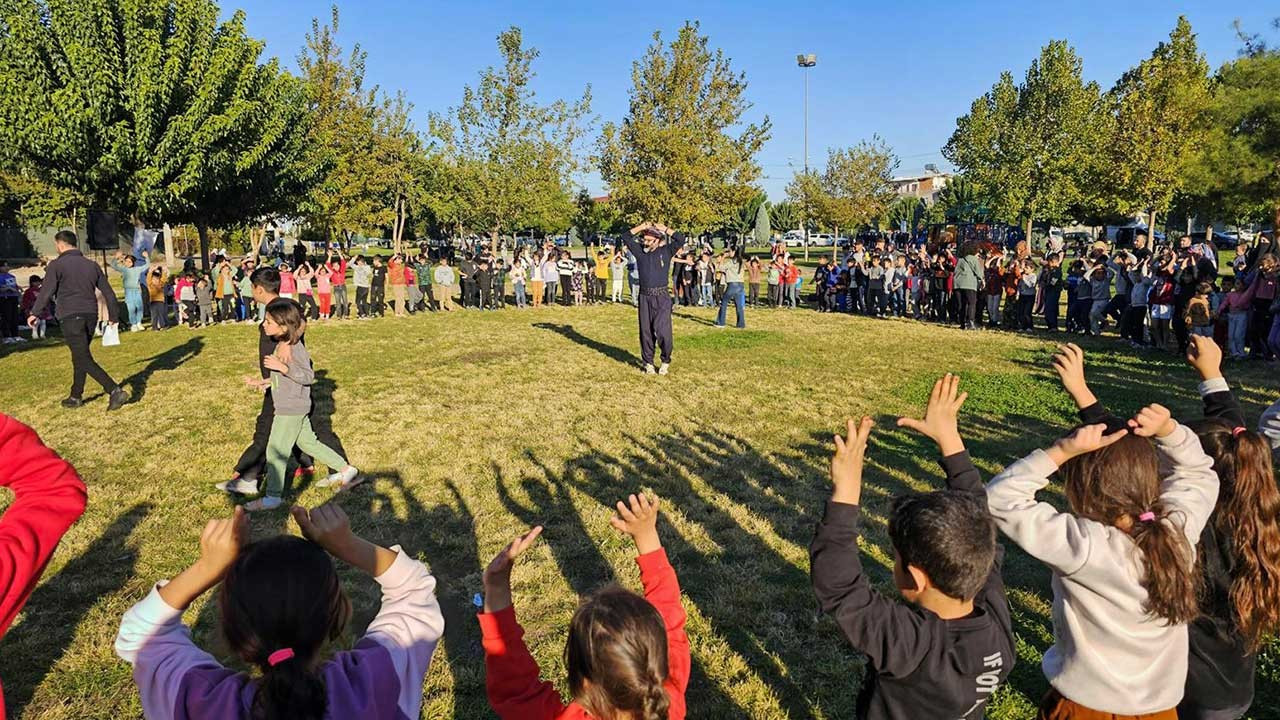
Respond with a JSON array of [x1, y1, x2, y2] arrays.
[[478, 491, 690, 720], [988, 344, 1219, 719]]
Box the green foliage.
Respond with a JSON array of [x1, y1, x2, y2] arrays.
[[769, 200, 797, 234], [430, 27, 590, 239], [819, 139, 899, 231], [597, 22, 771, 234], [886, 196, 928, 233], [572, 188, 621, 242], [785, 170, 828, 232], [0, 0, 322, 265], [934, 175, 989, 222], [945, 41, 1108, 231], [752, 198, 771, 245], [724, 191, 766, 241], [1106, 17, 1211, 223]]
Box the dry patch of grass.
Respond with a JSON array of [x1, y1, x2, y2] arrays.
[[1, 303, 1277, 719]]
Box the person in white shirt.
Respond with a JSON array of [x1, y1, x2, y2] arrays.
[[432, 258, 457, 312]]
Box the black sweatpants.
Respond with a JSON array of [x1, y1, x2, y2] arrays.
[[60, 313, 118, 399], [355, 286, 370, 317], [1042, 291, 1061, 330], [957, 289, 978, 329], [638, 291, 673, 366], [370, 285, 385, 316], [0, 296, 20, 338], [234, 389, 347, 479]]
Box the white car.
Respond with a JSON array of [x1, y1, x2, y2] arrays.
[[782, 231, 806, 247], [810, 233, 835, 247]]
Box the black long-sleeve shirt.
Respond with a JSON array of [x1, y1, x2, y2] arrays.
[[620, 231, 686, 290], [1079, 381, 1255, 712], [810, 451, 1014, 720], [28, 249, 119, 322]]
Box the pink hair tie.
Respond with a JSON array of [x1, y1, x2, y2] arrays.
[[267, 648, 295, 667], [1232, 427, 1247, 437], [1138, 511, 1156, 523]]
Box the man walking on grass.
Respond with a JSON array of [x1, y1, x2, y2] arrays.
[[27, 230, 128, 410], [620, 221, 684, 375]]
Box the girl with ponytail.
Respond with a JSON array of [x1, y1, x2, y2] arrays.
[[1177, 336, 1280, 720], [116, 502, 443, 720], [479, 491, 689, 720], [985, 344, 1219, 719]]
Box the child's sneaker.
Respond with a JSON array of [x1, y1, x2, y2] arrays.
[[643, 364, 656, 375], [245, 496, 283, 511], [316, 465, 359, 489], [658, 363, 670, 375], [216, 477, 260, 495]]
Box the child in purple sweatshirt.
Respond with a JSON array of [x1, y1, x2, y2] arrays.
[[115, 503, 443, 720]]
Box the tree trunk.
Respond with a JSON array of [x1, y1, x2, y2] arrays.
[[1024, 216, 1033, 250], [163, 223, 175, 271], [1205, 224, 1214, 249], [196, 223, 211, 274], [1149, 210, 1158, 243]]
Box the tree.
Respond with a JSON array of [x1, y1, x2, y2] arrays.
[[724, 192, 766, 243], [598, 22, 771, 233], [769, 200, 797, 236], [1107, 16, 1211, 233], [0, 0, 323, 270], [886, 196, 928, 234], [945, 41, 1108, 237], [819, 139, 899, 238], [430, 27, 590, 247], [572, 189, 621, 245], [934, 175, 989, 222], [753, 199, 771, 246], [1188, 21, 1280, 232], [786, 169, 830, 258]]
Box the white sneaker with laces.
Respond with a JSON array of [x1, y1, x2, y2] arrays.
[[317, 465, 360, 488], [643, 364, 656, 375], [658, 363, 669, 375], [245, 496, 283, 511], [216, 477, 260, 495]]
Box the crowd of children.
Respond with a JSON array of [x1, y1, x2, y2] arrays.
[[797, 232, 1280, 361], [4, 327, 1279, 718]]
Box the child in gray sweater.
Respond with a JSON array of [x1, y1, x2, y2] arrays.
[[232, 299, 360, 510]]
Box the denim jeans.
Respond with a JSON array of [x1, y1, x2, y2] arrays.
[[716, 282, 746, 328], [514, 283, 527, 307], [1228, 311, 1249, 357], [124, 290, 144, 328], [700, 283, 712, 306]]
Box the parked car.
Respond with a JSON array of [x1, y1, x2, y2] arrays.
[[810, 233, 835, 247], [782, 231, 806, 247], [1188, 230, 1242, 251]]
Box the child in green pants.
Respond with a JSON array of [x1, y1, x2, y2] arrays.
[[239, 299, 359, 511]]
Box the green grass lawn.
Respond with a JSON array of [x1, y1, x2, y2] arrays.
[[1, 303, 1277, 719]]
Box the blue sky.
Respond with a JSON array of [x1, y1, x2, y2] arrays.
[[236, 1, 1272, 200]]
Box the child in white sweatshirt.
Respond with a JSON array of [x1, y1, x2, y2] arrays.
[[985, 346, 1218, 718]]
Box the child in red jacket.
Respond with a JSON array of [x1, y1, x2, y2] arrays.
[[0, 414, 88, 719], [478, 492, 690, 720]]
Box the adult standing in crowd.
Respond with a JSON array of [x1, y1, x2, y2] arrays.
[[27, 231, 129, 410], [620, 221, 683, 375], [715, 245, 748, 329], [953, 242, 983, 330]]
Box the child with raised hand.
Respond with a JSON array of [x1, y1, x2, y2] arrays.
[[811, 375, 1014, 720], [989, 349, 1219, 719], [478, 492, 690, 720], [115, 502, 444, 720], [229, 299, 359, 510]]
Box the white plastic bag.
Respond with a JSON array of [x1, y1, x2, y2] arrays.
[[102, 323, 120, 347]]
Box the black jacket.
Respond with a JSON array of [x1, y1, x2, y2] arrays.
[[621, 231, 686, 290], [29, 249, 119, 322], [810, 452, 1015, 719]]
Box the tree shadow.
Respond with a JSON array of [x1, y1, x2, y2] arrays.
[[0, 502, 152, 716], [532, 322, 638, 368], [111, 336, 205, 404]]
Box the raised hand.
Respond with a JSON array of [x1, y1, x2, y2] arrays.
[[291, 502, 354, 554], [482, 526, 544, 613], [197, 505, 248, 579], [1046, 423, 1128, 466], [1128, 404, 1176, 439], [830, 416, 874, 506], [896, 373, 967, 456], [609, 493, 662, 555], [1052, 343, 1097, 409], [1185, 335, 1223, 381]]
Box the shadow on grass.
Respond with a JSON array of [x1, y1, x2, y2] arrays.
[[116, 336, 204, 404], [0, 502, 151, 716], [533, 322, 638, 368], [672, 311, 717, 327]]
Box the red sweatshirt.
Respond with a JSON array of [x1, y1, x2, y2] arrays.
[[478, 549, 690, 720], [0, 415, 88, 719]]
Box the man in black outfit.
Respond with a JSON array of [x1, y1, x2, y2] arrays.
[[220, 266, 347, 494], [27, 230, 129, 410], [620, 221, 684, 375]]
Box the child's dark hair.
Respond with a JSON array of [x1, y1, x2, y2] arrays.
[[1059, 433, 1198, 625], [219, 536, 351, 720], [566, 586, 670, 720], [888, 490, 996, 600], [264, 299, 305, 344], [1188, 420, 1280, 650], [1195, 281, 1213, 296], [250, 267, 281, 295]]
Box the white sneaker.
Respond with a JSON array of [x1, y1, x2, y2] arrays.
[[216, 477, 260, 495], [644, 364, 656, 375], [245, 496, 283, 511], [316, 465, 359, 488], [658, 363, 669, 375]]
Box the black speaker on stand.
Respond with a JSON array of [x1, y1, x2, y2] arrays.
[[86, 210, 119, 271]]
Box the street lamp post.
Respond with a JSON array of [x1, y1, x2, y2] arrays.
[[796, 53, 816, 260]]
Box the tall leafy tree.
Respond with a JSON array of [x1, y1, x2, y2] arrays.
[[0, 0, 322, 269], [430, 27, 590, 245], [945, 41, 1107, 237], [819, 139, 899, 236], [752, 199, 772, 246], [724, 191, 766, 243], [1189, 22, 1280, 232], [1106, 16, 1211, 233], [769, 200, 797, 235], [598, 22, 771, 233], [934, 175, 989, 222]]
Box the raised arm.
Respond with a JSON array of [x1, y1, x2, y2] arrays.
[[896, 373, 982, 493], [1053, 343, 1125, 430], [1186, 336, 1245, 426]]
